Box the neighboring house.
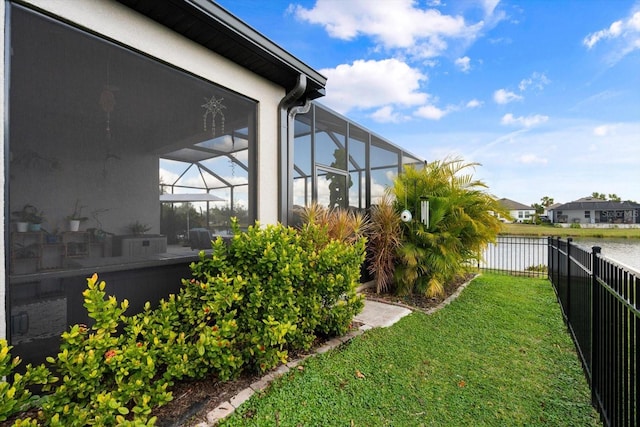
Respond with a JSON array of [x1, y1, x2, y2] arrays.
[[544, 203, 562, 223], [1, 1, 423, 364], [550, 197, 640, 225], [496, 198, 536, 223]]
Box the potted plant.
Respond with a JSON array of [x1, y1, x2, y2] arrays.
[[26, 208, 45, 232], [11, 204, 43, 232], [128, 220, 151, 236], [66, 200, 88, 232]]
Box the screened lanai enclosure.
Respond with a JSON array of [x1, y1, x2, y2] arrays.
[[292, 103, 423, 218], [4, 2, 422, 365], [7, 5, 257, 362]]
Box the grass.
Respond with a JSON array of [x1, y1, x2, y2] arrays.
[[502, 223, 640, 239], [219, 274, 601, 426]]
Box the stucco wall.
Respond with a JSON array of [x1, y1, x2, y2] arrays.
[[20, 0, 283, 225]]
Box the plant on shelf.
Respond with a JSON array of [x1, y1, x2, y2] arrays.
[[66, 199, 89, 232], [11, 204, 45, 232], [128, 220, 151, 236]]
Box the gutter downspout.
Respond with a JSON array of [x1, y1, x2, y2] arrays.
[[278, 74, 308, 225]]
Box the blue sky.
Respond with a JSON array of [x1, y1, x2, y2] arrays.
[[216, 0, 640, 206]]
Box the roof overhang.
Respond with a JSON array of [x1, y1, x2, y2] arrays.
[[116, 0, 326, 100]]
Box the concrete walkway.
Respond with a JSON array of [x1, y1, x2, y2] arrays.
[[192, 299, 412, 426], [354, 299, 412, 328]]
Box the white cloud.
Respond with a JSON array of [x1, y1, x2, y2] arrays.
[[593, 124, 617, 136], [501, 113, 549, 128], [518, 154, 548, 165], [455, 56, 471, 72], [583, 10, 640, 63], [518, 72, 550, 92], [584, 19, 625, 48], [493, 89, 523, 104], [414, 104, 450, 120], [466, 99, 482, 108], [320, 59, 428, 114], [292, 0, 489, 59], [371, 106, 407, 123]]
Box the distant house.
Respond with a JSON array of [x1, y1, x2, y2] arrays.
[[550, 197, 640, 224], [497, 198, 536, 223], [544, 203, 562, 223]]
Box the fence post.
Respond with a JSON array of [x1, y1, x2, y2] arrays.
[[553, 236, 558, 286], [547, 236, 552, 282], [591, 246, 601, 408], [566, 237, 572, 320]]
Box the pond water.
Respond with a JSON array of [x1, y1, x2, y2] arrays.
[[572, 238, 640, 273], [480, 236, 640, 275]]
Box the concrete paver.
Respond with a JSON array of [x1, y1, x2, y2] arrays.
[[354, 299, 412, 328]]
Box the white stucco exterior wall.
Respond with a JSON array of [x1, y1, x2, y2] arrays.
[[19, 0, 283, 225]]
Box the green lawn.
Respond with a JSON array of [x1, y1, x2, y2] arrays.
[[502, 223, 640, 238], [219, 274, 601, 426]]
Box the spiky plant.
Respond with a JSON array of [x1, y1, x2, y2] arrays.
[[297, 201, 370, 245], [366, 193, 402, 293]]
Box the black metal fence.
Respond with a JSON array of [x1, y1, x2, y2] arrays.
[[478, 236, 548, 278], [548, 237, 639, 427]]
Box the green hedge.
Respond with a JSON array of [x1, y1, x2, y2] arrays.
[[1, 219, 365, 426]]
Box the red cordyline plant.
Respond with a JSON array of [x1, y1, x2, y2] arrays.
[[366, 193, 402, 294], [296, 201, 370, 245]]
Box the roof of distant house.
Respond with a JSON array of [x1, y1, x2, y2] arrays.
[[498, 198, 533, 211], [551, 199, 640, 211]]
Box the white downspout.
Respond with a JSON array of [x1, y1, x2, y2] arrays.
[[278, 74, 308, 225]]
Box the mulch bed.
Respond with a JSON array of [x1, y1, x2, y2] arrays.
[[360, 273, 476, 312]]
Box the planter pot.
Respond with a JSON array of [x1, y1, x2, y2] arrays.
[[69, 220, 81, 232], [28, 223, 42, 232], [16, 222, 29, 232]]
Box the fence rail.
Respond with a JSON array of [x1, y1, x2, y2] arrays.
[[548, 237, 638, 427], [479, 236, 548, 278]]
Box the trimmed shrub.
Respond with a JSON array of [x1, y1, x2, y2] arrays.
[[3, 217, 365, 425]]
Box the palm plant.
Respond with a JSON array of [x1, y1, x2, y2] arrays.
[[392, 158, 507, 297]]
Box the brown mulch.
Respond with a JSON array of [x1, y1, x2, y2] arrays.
[[360, 273, 476, 312], [152, 344, 321, 427], [153, 371, 261, 427]]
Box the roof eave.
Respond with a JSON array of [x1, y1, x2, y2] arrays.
[[116, 0, 326, 100]]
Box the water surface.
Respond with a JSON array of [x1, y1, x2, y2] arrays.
[[573, 238, 640, 272]]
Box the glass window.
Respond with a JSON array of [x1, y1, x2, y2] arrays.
[[403, 154, 424, 169], [370, 137, 399, 204], [314, 106, 347, 170], [370, 168, 397, 205], [9, 6, 256, 275], [584, 211, 590, 219], [348, 126, 367, 210], [316, 168, 348, 209], [370, 136, 400, 169], [293, 113, 313, 208]]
